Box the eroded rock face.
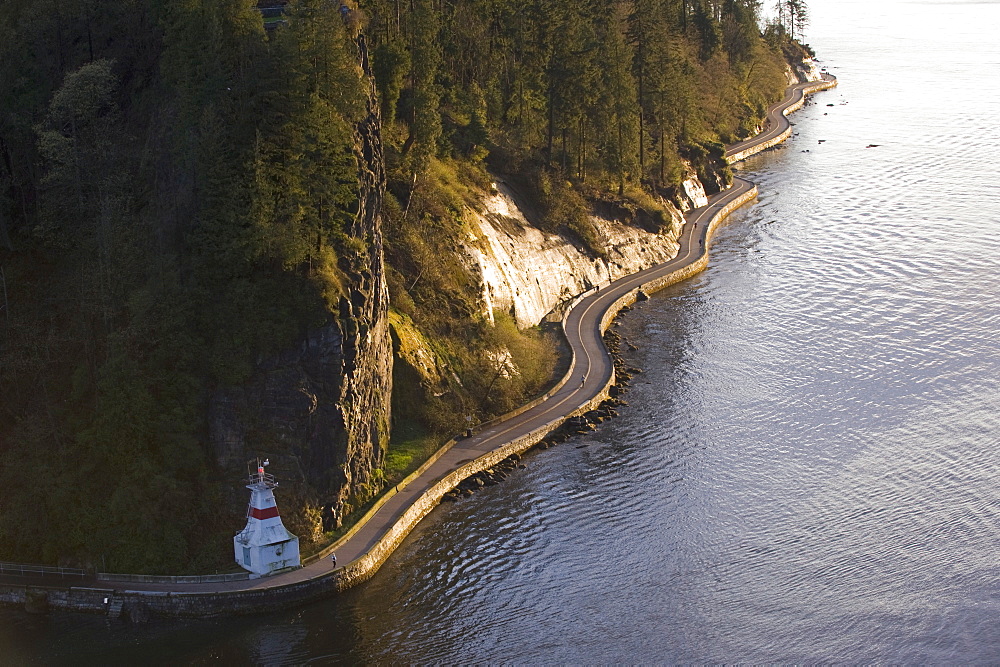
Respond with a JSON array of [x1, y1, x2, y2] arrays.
[[678, 166, 710, 211], [788, 58, 824, 84], [463, 180, 690, 329], [209, 35, 392, 545]]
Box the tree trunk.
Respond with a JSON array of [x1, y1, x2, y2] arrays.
[[561, 128, 567, 174], [660, 128, 665, 184], [547, 87, 554, 165], [636, 17, 646, 182], [0, 265, 9, 332], [617, 117, 625, 196]]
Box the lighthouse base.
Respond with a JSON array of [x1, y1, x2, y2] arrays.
[[234, 535, 301, 577]]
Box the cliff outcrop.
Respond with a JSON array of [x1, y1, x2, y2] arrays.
[[390, 161, 715, 407], [209, 36, 393, 545], [789, 57, 825, 84], [461, 172, 707, 330]]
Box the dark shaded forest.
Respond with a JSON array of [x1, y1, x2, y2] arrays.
[[0, 0, 810, 572]]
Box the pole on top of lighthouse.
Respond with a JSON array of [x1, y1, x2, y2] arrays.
[[246, 457, 275, 487]]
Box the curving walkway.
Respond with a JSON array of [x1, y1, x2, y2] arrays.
[[14, 75, 836, 613], [725, 75, 835, 163]]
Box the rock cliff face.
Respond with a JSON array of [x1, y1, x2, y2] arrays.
[[209, 35, 392, 544], [462, 174, 702, 329], [790, 57, 825, 84], [205, 27, 718, 548]]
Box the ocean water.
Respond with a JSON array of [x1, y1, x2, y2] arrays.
[[3, 0, 1000, 662]]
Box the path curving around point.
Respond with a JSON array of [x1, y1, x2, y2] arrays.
[[33, 75, 837, 614]]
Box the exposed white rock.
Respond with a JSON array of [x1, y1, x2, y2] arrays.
[[788, 58, 824, 84], [485, 348, 518, 379], [462, 181, 689, 329], [678, 168, 709, 211]]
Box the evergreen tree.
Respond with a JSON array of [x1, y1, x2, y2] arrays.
[[374, 40, 410, 124], [692, 0, 723, 60], [408, 0, 442, 173], [546, 0, 598, 173], [775, 0, 808, 41], [597, 2, 640, 193]]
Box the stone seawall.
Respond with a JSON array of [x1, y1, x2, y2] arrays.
[[642, 183, 759, 294]]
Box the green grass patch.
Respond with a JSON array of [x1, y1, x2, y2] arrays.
[[384, 417, 443, 483]]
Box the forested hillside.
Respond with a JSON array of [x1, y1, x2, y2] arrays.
[[364, 0, 804, 466], [0, 0, 811, 573]]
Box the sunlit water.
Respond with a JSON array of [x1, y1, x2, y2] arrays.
[[4, 0, 1000, 662]]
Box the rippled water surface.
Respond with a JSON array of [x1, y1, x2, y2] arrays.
[[5, 0, 1000, 662]]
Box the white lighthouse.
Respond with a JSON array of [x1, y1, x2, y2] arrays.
[[234, 459, 300, 577]]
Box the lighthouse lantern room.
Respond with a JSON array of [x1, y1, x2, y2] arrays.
[[234, 459, 300, 577]]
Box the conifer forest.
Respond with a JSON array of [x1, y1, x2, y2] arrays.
[[0, 0, 810, 572]]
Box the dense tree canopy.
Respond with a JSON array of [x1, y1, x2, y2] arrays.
[[0, 0, 366, 572], [364, 0, 790, 193], [371, 0, 796, 436]]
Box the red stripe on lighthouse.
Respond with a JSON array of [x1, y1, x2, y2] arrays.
[[250, 506, 280, 520]]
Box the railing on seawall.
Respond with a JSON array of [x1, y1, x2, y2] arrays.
[[0, 561, 250, 586], [0, 561, 88, 579], [96, 571, 250, 585]]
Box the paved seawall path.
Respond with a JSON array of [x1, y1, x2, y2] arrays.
[[0, 75, 836, 618]]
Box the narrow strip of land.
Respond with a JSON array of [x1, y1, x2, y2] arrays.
[[40, 75, 836, 600]]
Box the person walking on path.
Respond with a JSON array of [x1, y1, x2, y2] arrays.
[[330, 553, 337, 568], [580, 375, 586, 389]]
